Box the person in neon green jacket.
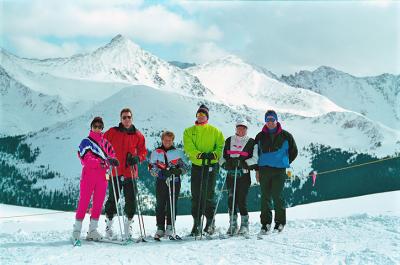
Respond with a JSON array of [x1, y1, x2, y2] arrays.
[[183, 104, 224, 236]]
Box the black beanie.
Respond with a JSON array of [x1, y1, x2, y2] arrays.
[[90, 116, 104, 129], [196, 104, 209, 119]]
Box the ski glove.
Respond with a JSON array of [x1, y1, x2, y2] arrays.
[[196, 152, 217, 161], [127, 154, 140, 166], [225, 158, 240, 170], [169, 167, 182, 176], [161, 169, 172, 178], [107, 158, 120, 167]]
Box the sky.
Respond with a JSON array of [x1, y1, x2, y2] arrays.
[[1, 0, 399, 76]]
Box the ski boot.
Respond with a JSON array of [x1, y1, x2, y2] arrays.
[[238, 215, 249, 235], [274, 223, 284, 233], [226, 213, 238, 236], [86, 219, 103, 241], [124, 218, 134, 240], [204, 219, 216, 235], [72, 219, 82, 246], [154, 225, 165, 241], [105, 218, 114, 239]]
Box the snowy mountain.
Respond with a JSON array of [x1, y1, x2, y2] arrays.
[[1, 84, 397, 213], [1, 35, 399, 215], [1, 191, 399, 265], [280, 66, 400, 129], [169, 61, 196, 69], [187, 55, 345, 117], [0, 65, 87, 135], [1, 35, 212, 99]]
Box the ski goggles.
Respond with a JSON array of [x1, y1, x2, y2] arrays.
[[92, 124, 103, 130], [265, 117, 276, 123], [196, 112, 207, 117], [122, 115, 132, 120]]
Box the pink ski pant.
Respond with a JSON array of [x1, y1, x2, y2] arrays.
[[75, 167, 108, 220]]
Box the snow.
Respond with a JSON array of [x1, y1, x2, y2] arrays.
[[1, 191, 399, 265], [280, 66, 400, 130], [187, 55, 346, 117]]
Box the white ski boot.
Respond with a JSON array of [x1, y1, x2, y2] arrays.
[[86, 219, 103, 241], [165, 225, 173, 237], [154, 226, 165, 241], [226, 213, 238, 235], [124, 218, 133, 239], [72, 219, 83, 245], [105, 218, 114, 239], [238, 215, 249, 235]]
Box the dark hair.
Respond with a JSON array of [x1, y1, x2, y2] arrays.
[[90, 116, 104, 129], [120, 108, 132, 117]]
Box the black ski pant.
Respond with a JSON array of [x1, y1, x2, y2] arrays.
[[155, 178, 181, 229], [191, 164, 218, 225], [226, 172, 250, 216], [104, 176, 137, 220], [259, 166, 287, 226]]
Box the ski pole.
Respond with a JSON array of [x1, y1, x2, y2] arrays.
[[172, 172, 176, 237], [230, 161, 239, 235], [109, 166, 124, 240], [195, 158, 206, 241], [130, 166, 146, 241], [200, 158, 211, 240], [166, 174, 175, 238], [114, 166, 127, 239], [209, 171, 228, 231]]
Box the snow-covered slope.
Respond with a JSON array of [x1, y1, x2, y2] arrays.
[[281, 66, 400, 129], [0, 66, 91, 135], [18, 85, 400, 201], [1, 191, 399, 265], [1, 35, 212, 98], [187, 55, 345, 117]]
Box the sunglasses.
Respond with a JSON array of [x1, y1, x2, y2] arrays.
[[92, 124, 103, 130], [122, 115, 132, 120], [266, 117, 276, 123], [196, 112, 207, 117]]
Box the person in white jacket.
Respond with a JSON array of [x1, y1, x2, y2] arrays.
[[220, 120, 258, 235]]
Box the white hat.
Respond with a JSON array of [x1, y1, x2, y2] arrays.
[[236, 119, 248, 128]]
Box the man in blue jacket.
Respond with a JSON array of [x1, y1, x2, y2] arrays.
[[255, 110, 298, 234]]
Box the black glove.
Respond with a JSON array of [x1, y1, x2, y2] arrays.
[[169, 167, 182, 176], [107, 158, 119, 167], [204, 152, 217, 160], [161, 169, 172, 178], [196, 152, 217, 161], [126, 153, 140, 166], [240, 160, 249, 169], [224, 158, 239, 170], [196, 152, 206, 160]]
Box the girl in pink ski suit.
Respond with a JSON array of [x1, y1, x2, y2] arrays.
[[72, 117, 119, 242]]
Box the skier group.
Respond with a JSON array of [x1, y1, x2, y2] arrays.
[[72, 105, 298, 245]]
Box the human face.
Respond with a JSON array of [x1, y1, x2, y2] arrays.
[[196, 112, 208, 123], [162, 136, 174, 149], [266, 116, 277, 129], [91, 123, 103, 133], [236, 125, 247, 137], [120, 112, 132, 128]]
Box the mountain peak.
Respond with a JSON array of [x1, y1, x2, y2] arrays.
[[101, 34, 140, 52], [314, 66, 346, 76]]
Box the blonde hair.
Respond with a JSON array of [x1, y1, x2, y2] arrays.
[[161, 131, 175, 141]]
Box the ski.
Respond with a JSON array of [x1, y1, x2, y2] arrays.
[[85, 238, 132, 245], [72, 239, 81, 247], [169, 234, 182, 240], [135, 236, 147, 243]]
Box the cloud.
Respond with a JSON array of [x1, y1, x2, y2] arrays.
[[9, 36, 84, 59], [182, 42, 229, 63], [2, 0, 222, 57]]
